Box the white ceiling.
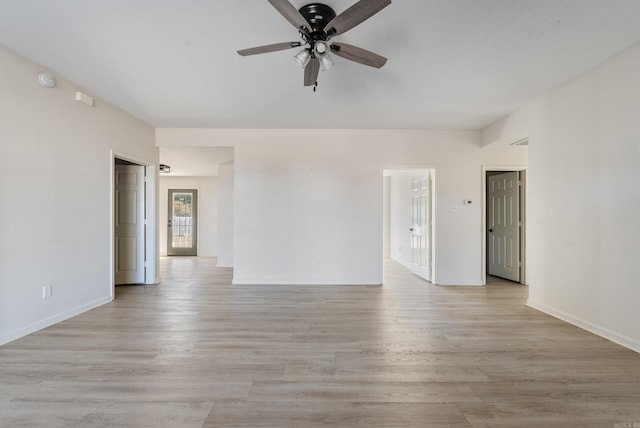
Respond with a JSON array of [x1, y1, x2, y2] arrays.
[[159, 147, 234, 177], [2, 0, 640, 131]]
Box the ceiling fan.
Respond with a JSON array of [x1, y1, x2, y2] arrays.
[[238, 0, 391, 88]]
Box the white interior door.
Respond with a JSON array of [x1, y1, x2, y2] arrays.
[[488, 171, 520, 282], [114, 164, 145, 284], [410, 174, 431, 281]]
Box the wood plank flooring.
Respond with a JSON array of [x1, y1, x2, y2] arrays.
[[1, 257, 639, 427]]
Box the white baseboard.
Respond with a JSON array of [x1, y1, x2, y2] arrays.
[[527, 299, 640, 354], [0, 296, 112, 346], [437, 280, 484, 286], [232, 278, 382, 286]]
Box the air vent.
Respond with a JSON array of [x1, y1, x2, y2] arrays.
[[510, 138, 529, 146]]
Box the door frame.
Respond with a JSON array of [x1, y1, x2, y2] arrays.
[[167, 188, 199, 256], [110, 150, 158, 299], [481, 165, 527, 285], [383, 167, 438, 284]]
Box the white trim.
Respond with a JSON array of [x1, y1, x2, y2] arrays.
[[0, 297, 112, 346], [144, 165, 158, 284], [481, 165, 528, 286], [437, 280, 484, 286], [528, 300, 640, 354], [109, 154, 115, 299], [232, 278, 382, 286], [431, 169, 437, 284]]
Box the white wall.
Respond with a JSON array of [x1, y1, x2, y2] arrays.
[[157, 129, 528, 286], [217, 164, 234, 267], [159, 176, 218, 257], [0, 45, 157, 345], [483, 43, 640, 352]]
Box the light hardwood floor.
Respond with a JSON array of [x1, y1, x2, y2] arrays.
[[1, 257, 640, 427]]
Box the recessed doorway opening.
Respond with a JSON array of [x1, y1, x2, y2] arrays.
[[383, 169, 436, 284], [110, 151, 158, 296], [482, 166, 527, 285]]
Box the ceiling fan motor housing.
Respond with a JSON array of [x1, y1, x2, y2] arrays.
[[298, 3, 336, 41]]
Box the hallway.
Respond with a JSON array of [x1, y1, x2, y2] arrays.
[[1, 257, 639, 427]]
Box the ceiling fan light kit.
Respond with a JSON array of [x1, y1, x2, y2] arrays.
[[319, 53, 334, 71], [238, 0, 391, 89], [294, 49, 311, 67]]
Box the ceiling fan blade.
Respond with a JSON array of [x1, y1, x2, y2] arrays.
[[324, 0, 391, 36], [268, 0, 310, 32], [237, 41, 302, 56], [330, 43, 387, 68], [304, 58, 320, 86]]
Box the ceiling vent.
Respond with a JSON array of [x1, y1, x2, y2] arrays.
[[510, 138, 529, 146]]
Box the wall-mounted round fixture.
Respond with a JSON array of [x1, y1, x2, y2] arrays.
[[37, 72, 56, 88]]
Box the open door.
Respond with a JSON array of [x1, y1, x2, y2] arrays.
[[487, 171, 520, 282], [410, 174, 431, 281], [114, 164, 145, 284]]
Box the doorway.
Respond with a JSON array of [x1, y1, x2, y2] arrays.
[[384, 169, 436, 283], [114, 160, 145, 284], [110, 152, 158, 294], [167, 189, 198, 256], [483, 168, 527, 284]]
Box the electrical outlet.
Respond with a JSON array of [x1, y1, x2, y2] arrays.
[[42, 285, 52, 299]]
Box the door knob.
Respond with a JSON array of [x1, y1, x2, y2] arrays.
[[409, 228, 414, 232], [488, 228, 493, 232]]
